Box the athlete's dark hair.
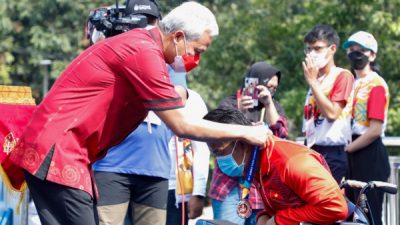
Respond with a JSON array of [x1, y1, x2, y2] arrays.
[[304, 24, 340, 47], [203, 108, 252, 126]]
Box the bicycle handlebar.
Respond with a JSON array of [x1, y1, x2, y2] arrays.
[[370, 181, 398, 194], [341, 179, 398, 194], [340, 180, 367, 189]]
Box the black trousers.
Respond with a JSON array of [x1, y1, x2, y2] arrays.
[[346, 136, 390, 225], [166, 190, 188, 225], [24, 171, 99, 225], [311, 144, 348, 184]]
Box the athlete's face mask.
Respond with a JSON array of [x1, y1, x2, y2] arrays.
[[171, 34, 200, 73], [216, 141, 246, 177]]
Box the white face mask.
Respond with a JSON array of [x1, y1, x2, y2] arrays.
[[310, 49, 330, 69]]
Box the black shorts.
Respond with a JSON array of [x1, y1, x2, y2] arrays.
[[94, 171, 168, 209]]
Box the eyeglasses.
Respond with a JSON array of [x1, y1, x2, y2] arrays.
[[210, 147, 224, 157], [304, 45, 330, 54], [266, 85, 277, 92], [209, 142, 227, 156]]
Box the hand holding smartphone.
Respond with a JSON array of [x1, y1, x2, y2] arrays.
[[243, 77, 259, 108]]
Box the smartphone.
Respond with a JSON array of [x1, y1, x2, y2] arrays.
[[243, 77, 259, 107]]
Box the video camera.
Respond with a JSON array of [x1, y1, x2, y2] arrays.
[[87, 0, 160, 43]]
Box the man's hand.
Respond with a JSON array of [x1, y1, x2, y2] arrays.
[[302, 54, 319, 86], [256, 85, 273, 106], [187, 195, 204, 219], [243, 125, 272, 147]]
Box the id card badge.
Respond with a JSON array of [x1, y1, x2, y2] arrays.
[[305, 118, 316, 147]]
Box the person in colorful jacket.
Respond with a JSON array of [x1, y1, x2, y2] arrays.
[[203, 108, 348, 225], [343, 31, 391, 225], [210, 62, 288, 225], [302, 24, 354, 184], [8, 2, 270, 225]]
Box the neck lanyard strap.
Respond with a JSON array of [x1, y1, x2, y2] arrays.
[[241, 146, 260, 200]]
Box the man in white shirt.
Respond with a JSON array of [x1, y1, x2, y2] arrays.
[[166, 68, 210, 225]]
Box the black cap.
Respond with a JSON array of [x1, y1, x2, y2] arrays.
[[246, 62, 281, 85], [125, 0, 161, 19]]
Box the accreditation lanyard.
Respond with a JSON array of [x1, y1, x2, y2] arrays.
[[352, 80, 366, 118], [236, 145, 260, 219]]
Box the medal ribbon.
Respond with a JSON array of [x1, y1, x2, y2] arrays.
[[241, 145, 260, 200]]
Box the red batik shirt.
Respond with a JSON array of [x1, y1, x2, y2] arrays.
[[10, 27, 183, 197], [256, 137, 348, 225]]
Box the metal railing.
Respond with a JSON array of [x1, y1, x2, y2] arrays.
[[381, 136, 400, 225], [296, 136, 400, 225], [384, 156, 400, 225]]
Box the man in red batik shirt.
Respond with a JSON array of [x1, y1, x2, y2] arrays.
[[8, 2, 270, 225]]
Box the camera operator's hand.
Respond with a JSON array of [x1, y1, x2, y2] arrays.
[[90, 28, 106, 44], [256, 85, 273, 106], [239, 95, 255, 110]]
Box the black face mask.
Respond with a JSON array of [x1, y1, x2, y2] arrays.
[[268, 88, 276, 98], [348, 51, 369, 70]]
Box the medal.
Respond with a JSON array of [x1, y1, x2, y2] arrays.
[[236, 146, 260, 219], [236, 199, 252, 219]]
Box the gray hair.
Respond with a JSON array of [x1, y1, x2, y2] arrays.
[[159, 1, 219, 41]]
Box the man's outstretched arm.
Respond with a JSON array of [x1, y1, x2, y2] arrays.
[[155, 108, 271, 147]]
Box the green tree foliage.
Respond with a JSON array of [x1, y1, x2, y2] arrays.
[[0, 0, 114, 99], [1, 0, 399, 137], [189, 0, 400, 138]]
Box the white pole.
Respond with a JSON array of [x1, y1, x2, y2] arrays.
[[40, 59, 52, 97]]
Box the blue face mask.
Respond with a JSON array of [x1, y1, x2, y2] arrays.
[[216, 141, 246, 177]]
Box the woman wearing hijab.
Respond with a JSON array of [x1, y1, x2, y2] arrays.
[[219, 62, 288, 137]]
